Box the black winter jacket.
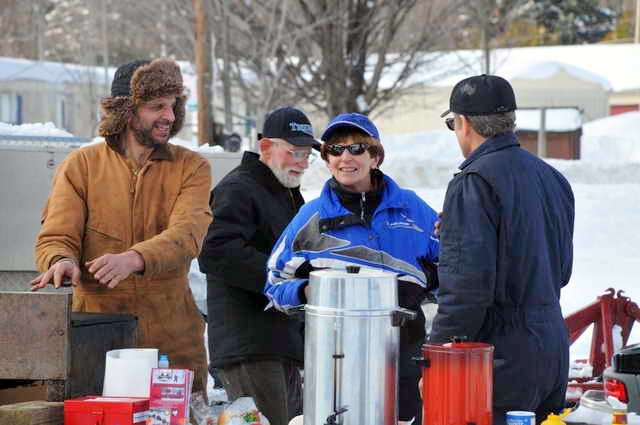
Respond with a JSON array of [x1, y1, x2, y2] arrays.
[[198, 151, 305, 367]]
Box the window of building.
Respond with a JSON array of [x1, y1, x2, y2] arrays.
[[0, 93, 23, 124]]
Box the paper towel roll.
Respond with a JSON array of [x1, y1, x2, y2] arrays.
[[102, 348, 158, 397]]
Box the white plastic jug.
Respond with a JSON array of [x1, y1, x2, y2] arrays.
[[102, 348, 158, 397]]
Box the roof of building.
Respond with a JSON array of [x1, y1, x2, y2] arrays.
[[0, 56, 115, 85]]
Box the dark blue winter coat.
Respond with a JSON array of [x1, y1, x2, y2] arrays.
[[430, 132, 574, 422]]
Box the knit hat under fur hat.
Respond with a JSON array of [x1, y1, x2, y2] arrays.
[[99, 58, 186, 150]]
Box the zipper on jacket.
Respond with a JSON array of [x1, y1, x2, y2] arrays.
[[288, 189, 297, 212], [360, 192, 366, 222]]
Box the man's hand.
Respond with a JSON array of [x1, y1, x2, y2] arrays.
[[418, 378, 423, 399], [434, 211, 443, 237], [86, 250, 145, 289], [30, 259, 80, 291]]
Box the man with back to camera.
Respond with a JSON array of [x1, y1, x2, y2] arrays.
[[198, 107, 319, 425], [428, 74, 575, 424], [31, 59, 212, 396]]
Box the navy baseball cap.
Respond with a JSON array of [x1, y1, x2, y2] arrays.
[[321, 113, 380, 142], [441, 74, 517, 117], [258, 107, 320, 148]]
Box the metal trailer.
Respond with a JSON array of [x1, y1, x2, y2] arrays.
[[0, 135, 242, 273]]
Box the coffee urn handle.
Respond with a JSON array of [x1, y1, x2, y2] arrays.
[[391, 307, 417, 327], [324, 406, 349, 425], [282, 304, 306, 317]]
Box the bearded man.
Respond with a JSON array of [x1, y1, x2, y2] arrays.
[[198, 106, 319, 425], [31, 59, 212, 395]]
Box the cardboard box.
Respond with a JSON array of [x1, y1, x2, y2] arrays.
[[148, 369, 193, 425], [64, 396, 149, 425]]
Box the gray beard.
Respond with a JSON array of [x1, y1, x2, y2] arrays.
[[269, 165, 303, 188]]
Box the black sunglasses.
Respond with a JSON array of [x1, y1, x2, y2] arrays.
[[326, 143, 370, 156], [445, 117, 455, 131]]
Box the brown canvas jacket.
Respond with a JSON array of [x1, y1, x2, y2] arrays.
[[35, 141, 212, 392], [36, 141, 212, 288]]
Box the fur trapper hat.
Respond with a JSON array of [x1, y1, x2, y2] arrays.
[[98, 58, 186, 150]]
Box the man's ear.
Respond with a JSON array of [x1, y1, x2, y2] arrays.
[[259, 138, 272, 158], [458, 115, 472, 136]]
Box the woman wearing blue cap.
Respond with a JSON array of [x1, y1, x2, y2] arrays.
[[264, 112, 440, 424]]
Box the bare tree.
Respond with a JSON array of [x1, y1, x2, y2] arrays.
[[0, 0, 54, 59], [456, 0, 534, 74], [216, 0, 455, 128], [214, 0, 317, 134]]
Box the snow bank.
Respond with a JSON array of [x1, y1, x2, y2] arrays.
[[0, 121, 74, 138], [582, 112, 640, 162]]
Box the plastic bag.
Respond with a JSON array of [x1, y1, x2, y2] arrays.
[[217, 397, 270, 425]]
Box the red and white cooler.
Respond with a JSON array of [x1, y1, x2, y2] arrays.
[[64, 396, 149, 425]]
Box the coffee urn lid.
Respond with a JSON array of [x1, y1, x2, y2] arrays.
[[308, 268, 398, 310]]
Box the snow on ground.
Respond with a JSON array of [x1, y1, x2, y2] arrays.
[[582, 112, 640, 162]]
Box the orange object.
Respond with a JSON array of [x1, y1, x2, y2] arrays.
[[420, 341, 494, 425], [64, 396, 149, 425], [612, 410, 628, 425]]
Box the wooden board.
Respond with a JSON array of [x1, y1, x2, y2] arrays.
[[0, 291, 71, 380], [0, 400, 63, 425]]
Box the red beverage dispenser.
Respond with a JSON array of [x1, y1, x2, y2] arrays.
[[419, 341, 494, 425]]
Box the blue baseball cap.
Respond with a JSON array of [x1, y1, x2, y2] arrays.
[[320, 113, 380, 142]]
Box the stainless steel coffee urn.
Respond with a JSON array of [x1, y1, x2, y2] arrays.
[[303, 267, 415, 425]]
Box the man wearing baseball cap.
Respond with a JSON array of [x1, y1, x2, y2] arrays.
[[429, 75, 575, 423], [199, 106, 319, 425]]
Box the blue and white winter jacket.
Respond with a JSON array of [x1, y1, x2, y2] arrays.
[[264, 174, 440, 312]]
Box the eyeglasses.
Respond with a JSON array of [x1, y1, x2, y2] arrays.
[[273, 140, 316, 163], [283, 146, 317, 163], [326, 143, 370, 156], [445, 117, 455, 131]]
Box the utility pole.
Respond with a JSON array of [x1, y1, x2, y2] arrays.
[[101, 0, 110, 95], [193, 0, 213, 145], [222, 0, 234, 133]]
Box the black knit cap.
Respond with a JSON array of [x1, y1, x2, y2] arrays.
[[110, 60, 150, 97]]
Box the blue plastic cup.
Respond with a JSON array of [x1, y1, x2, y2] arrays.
[[506, 411, 535, 425]]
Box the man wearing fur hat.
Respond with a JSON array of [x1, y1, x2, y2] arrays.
[[31, 59, 212, 395]]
